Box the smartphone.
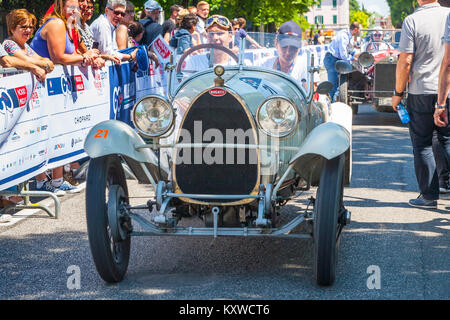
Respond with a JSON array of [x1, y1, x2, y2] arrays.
[[92, 42, 99, 49]]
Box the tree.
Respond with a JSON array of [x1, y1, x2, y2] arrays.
[[134, 0, 319, 30], [0, 0, 53, 21], [386, 0, 418, 27], [349, 0, 360, 12], [350, 10, 370, 28]]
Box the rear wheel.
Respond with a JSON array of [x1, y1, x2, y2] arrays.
[[313, 154, 345, 286], [337, 74, 348, 105], [351, 103, 359, 115], [86, 155, 130, 283]]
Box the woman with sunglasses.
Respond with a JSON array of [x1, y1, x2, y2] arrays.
[[3, 9, 54, 74], [30, 0, 98, 67]]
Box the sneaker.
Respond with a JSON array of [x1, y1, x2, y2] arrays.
[[57, 181, 81, 194], [408, 195, 437, 209], [439, 187, 450, 194], [439, 185, 450, 194], [0, 214, 12, 224], [37, 181, 66, 197]]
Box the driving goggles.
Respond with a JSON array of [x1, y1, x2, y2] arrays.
[[205, 15, 231, 30]]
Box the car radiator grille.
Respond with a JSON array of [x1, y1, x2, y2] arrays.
[[374, 63, 396, 97], [173, 89, 259, 203]]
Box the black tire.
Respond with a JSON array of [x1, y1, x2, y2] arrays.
[[337, 74, 348, 105], [86, 155, 130, 283], [351, 103, 359, 115], [313, 154, 345, 286]]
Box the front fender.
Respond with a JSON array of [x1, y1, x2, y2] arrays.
[[289, 122, 351, 186], [84, 120, 154, 161], [84, 120, 168, 183]]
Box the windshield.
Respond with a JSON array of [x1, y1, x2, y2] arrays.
[[172, 32, 319, 94]]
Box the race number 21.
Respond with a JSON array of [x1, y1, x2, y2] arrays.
[[94, 129, 109, 139]]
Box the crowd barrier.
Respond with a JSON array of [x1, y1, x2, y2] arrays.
[[0, 44, 328, 192]]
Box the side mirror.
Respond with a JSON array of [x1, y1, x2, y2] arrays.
[[316, 81, 333, 95], [335, 60, 354, 74], [358, 51, 375, 68]]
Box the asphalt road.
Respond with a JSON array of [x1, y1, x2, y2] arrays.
[[1, 105, 449, 300]]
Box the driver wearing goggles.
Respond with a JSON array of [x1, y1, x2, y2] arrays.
[[181, 14, 237, 72]]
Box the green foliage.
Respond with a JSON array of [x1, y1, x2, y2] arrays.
[[349, 0, 360, 12], [1, 0, 319, 31], [350, 10, 370, 28], [0, 0, 54, 20], [133, 0, 319, 30], [386, 0, 418, 27]]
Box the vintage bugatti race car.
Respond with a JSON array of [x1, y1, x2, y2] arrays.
[[337, 29, 402, 114], [83, 32, 353, 286]]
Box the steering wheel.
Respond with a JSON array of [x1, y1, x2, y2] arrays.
[[366, 40, 393, 54], [176, 43, 239, 74]]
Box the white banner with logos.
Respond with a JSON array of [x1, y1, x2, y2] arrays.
[[0, 65, 112, 190], [0, 44, 328, 191]]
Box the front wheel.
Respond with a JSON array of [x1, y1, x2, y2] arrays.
[[313, 154, 345, 286], [86, 155, 130, 283], [337, 74, 348, 105]]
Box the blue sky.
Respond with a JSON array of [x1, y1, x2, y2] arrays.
[[357, 0, 391, 17]]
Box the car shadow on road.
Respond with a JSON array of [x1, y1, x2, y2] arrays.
[[1, 210, 449, 299]]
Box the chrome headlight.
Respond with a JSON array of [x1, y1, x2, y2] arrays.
[[256, 97, 299, 137], [132, 95, 174, 138]]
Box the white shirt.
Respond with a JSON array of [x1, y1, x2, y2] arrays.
[[182, 54, 238, 73], [90, 14, 124, 59], [0, 44, 7, 57], [261, 55, 308, 84], [195, 17, 208, 44]]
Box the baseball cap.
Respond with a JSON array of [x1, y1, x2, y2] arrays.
[[144, 0, 162, 11], [277, 20, 302, 48]]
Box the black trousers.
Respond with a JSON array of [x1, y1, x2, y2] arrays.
[[432, 131, 449, 188], [407, 94, 450, 200]]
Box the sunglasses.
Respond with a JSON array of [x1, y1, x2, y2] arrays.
[[374, 33, 382, 37], [107, 7, 126, 17], [205, 15, 231, 30], [19, 25, 35, 30], [85, 6, 94, 10], [68, 5, 80, 12]]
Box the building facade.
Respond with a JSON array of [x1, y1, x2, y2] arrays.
[[305, 0, 350, 30]]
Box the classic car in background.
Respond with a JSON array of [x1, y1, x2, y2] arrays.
[[83, 33, 353, 286], [337, 29, 402, 114]]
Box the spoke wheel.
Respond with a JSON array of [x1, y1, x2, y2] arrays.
[[86, 155, 130, 283], [313, 154, 345, 286]]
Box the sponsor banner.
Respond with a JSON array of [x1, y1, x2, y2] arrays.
[[109, 63, 136, 126], [152, 35, 173, 65], [0, 65, 114, 190]]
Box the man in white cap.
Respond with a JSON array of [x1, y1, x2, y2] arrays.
[[139, 0, 163, 46]]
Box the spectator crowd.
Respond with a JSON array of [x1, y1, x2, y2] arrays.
[[0, 0, 318, 211]]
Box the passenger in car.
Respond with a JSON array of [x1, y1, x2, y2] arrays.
[[261, 21, 309, 89]]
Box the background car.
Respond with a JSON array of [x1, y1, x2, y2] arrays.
[[337, 28, 402, 114]]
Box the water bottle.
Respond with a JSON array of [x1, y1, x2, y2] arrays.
[[396, 102, 410, 124]]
